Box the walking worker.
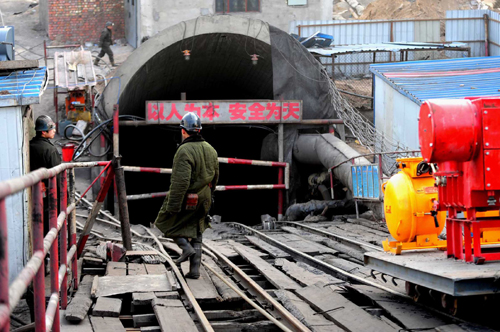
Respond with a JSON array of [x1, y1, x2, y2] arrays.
[[154, 113, 219, 279], [94, 21, 116, 67]]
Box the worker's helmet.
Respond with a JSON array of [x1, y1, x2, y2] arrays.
[[180, 113, 202, 132], [106, 21, 114, 27], [35, 115, 56, 132]]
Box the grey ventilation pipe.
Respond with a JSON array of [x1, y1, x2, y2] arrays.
[[293, 134, 372, 196]]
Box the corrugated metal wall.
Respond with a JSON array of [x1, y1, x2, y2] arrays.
[[290, 10, 500, 77], [446, 10, 488, 57], [0, 106, 27, 283]]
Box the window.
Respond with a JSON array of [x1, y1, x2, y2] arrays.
[[216, 0, 260, 13], [288, 0, 307, 5]]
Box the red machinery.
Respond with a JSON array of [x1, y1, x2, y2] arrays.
[[419, 97, 500, 264]]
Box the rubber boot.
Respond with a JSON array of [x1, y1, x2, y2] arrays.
[[111, 61, 117, 67], [174, 237, 195, 264], [185, 242, 202, 279], [93, 57, 100, 66]]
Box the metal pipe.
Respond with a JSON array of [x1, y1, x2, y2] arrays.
[[48, 176, 60, 332], [32, 182, 46, 332], [45, 45, 81, 49], [123, 166, 172, 174], [0, 161, 109, 200], [142, 227, 214, 332], [44, 293, 59, 332], [338, 89, 374, 100], [278, 168, 284, 221], [0, 198, 8, 332], [68, 169, 78, 290], [59, 171, 68, 308], [113, 104, 132, 251]]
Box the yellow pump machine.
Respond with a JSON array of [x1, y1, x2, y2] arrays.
[[382, 157, 447, 254]]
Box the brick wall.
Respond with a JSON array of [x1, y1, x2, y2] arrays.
[[47, 0, 125, 44]]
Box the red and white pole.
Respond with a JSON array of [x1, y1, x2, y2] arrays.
[[48, 176, 60, 332], [60, 171, 68, 308], [32, 182, 46, 332], [0, 198, 9, 332]]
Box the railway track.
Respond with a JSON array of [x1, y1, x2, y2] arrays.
[[71, 205, 497, 332]]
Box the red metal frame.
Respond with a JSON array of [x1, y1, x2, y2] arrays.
[[0, 161, 111, 331]]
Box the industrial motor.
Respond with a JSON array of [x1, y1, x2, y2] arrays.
[[383, 157, 445, 246]]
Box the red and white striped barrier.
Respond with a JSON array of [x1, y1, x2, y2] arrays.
[[122, 166, 172, 174]]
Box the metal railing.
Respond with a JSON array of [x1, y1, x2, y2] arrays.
[[0, 161, 109, 332], [123, 157, 290, 220]]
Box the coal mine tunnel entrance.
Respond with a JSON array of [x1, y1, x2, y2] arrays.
[[119, 33, 281, 225]]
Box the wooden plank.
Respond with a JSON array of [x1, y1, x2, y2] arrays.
[[165, 270, 179, 290], [204, 240, 241, 259], [245, 236, 291, 258], [274, 258, 342, 288], [0, 60, 38, 70], [106, 262, 127, 276], [132, 292, 156, 306], [144, 264, 168, 275], [126, 251, 160, 256], [203, 257, 241, 302], [128, 263, 148, 275], [180, 261, 221, 302], [233, 244, 300, 290], [266, 232, 337, 255], [275, 290, 343, 332], [351, 285, 448, 329], [210, 321, 276, 332], [435, 325, 468, 332], [203, 310, 264, 321], [133, 313, 158, 328], [90, 316, 126, 332], [155, 291, 179, 299], [92, 297, 123, 317], [65, 275, 94, 322], [295, 284, 398, 332], [152, 298, 198, 332], [60, 310, 93, 332], [140, 327, 161, 332], [96, 274, 171, 297]]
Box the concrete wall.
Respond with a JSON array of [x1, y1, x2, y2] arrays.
[[39, 0, 49, 33], [138, 0, 333, 44], [373, 76, 420, 150], [45, 0, 125, 44]]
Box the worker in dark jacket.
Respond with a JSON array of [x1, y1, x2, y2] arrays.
[[94, 21, 116, 67], [30, 115, 61, 236], [155, 113, 219, 279]]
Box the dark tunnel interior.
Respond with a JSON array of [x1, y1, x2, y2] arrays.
[[117, 33, 282, 225]]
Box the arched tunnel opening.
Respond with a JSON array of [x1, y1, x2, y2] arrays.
[[99, 16, 337, 225]]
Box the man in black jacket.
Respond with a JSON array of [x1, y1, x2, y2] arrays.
[[94, 21, 116, 67], [29, 115, 61, 235]]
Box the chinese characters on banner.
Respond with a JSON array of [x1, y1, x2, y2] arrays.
[[146, 100, 303, 124]]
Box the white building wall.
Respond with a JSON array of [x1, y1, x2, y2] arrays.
[[138, 0, 333, 43], [374, 76, 420, 151], [0, 106, 27, 282]]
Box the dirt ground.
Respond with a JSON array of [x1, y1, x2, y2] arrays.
[[360, 0, 479, 19]]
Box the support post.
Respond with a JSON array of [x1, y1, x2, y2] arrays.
[[59, 171, 68, 308], [48, 176, 60, 332], [112, 104, 132, 251], [32, 182, 46, 332], [278, 167, 284, 221], [0, 198, 8, 332], [77, 167, 115, 256], [68, 169, 78, 290], [484, 14, 490, 56]]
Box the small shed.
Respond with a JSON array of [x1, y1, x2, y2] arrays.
[[0, 63, 48, 282], [370, 56, 500, 150]]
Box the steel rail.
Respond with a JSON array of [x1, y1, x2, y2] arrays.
[[228, 222, 406, 297], [142, 226, 214, 332], [203, 242, 311, 332], [277, 221, 383, 252]]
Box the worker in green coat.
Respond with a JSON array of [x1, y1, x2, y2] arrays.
[[154, 112, 219, 279]]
